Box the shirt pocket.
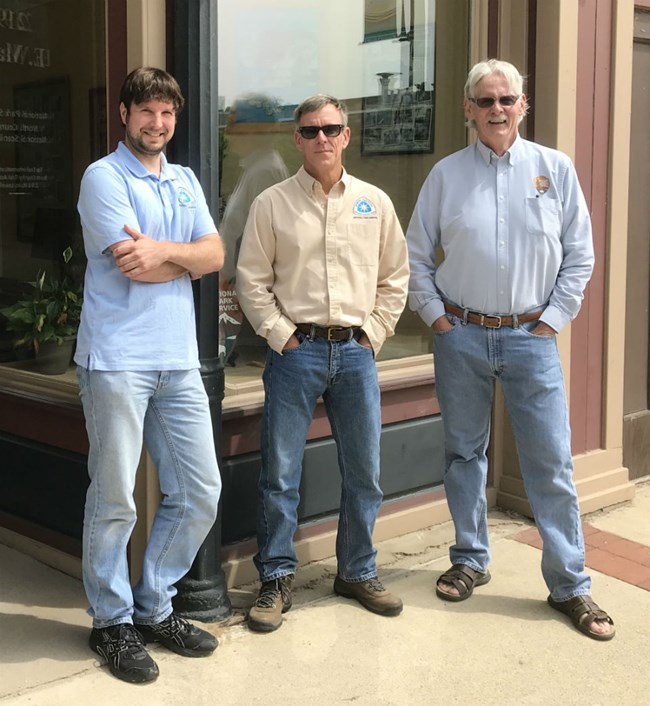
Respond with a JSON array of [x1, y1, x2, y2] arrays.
[[346, 223, 379, 266], [525, 197, 562, 239]]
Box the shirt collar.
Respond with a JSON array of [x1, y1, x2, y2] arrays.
[[116, 141, 171, 180], [296, 165, 350, 195], [475, 133, 522, 166]]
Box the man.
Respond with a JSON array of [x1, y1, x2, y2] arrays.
[[236, 94, 409, 632], [75, 67, 224, 683], [406, 60, 615, 641]]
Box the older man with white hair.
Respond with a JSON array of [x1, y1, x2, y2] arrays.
[[406, 59, 614, 640]]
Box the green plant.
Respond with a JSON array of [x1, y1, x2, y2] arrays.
[[1, 246, 83, 353]]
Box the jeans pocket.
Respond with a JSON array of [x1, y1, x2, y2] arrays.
[[432, 314, 460, 336], [350, 335, 374, 357], [518, 320, 555, 339], [283, 330, 310, 353]]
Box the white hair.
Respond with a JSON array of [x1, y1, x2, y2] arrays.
[[464, 59, 528, 128]]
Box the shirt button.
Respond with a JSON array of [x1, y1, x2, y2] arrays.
[[499, 218, 505, 223]]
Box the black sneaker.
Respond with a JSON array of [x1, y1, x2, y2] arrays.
[[89, 623, 159, 684], [135, 613, 218, 657]]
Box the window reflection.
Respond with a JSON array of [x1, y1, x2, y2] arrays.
[[218, 0, 469, 387], [219, 95, 290, 368], [0, 0, 105, 374]]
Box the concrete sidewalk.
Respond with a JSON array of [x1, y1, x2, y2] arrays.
[[1, 483, 649, 706]]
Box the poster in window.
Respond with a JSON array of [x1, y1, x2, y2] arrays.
[[362, 85, 434, 155], [12, 78, 73, 248]]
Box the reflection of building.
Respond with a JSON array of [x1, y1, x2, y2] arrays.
[[218, 96, 290, 364], [221, 148, 289, 281], [0, 2, 646, 602]]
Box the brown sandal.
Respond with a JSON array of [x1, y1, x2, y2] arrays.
[[547, 594, 615, 641], [435, 564, 491, 602]]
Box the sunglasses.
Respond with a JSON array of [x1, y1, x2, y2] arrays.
[[469, 95, 520, 109], [297, 124, 345, 139]]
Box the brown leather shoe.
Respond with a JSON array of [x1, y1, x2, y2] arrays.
[[248, 574, 294, 633], [333, 575, 403, 616]]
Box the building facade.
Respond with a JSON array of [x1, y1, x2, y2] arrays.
[[0, 0, 647, 589]]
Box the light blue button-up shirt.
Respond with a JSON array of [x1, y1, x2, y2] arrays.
[[406, 135, 594, 333], [75, 142, 217, 370]]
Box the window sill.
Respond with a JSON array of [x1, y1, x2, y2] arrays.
[[0, 365, 80, 409], [223, 354, 435, 416]]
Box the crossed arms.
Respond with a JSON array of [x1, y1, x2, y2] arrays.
[[111, 224, 224, 282]]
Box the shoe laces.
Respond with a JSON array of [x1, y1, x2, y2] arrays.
[[159, 613, 193, 638], [255, 577, 291, 608], [366, 577, 386, 593], [111, 624, 147, 656]]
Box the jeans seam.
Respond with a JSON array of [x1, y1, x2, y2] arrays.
[[134, 607, 174, 626], [337, 571, 377, 583], [146, 398, 187, 620], [551, 589, 591, 602], [92, 618, 134, 629], [84, 374, 105, 617], [261, 571, 294, 582]]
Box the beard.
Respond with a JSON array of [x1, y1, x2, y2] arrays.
[[125, 129, 169, 157]]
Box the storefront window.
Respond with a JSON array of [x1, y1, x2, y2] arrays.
[[0, 0, 105, 376], [218, 0, 470, 388]]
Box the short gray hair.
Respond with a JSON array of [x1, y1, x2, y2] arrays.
[[464, 59, 528, 128], [293, 94, 349, 127]]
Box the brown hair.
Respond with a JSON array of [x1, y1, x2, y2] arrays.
[[119, 67, 185, 114], [293, 94, 348, 127]]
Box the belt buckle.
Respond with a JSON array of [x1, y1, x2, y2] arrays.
[[327, 327, 345, 341], [480, 314, 502, 329]]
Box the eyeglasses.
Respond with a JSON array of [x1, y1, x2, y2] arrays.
[[469, 95, 520, 109], [297, 124, 345, 139]]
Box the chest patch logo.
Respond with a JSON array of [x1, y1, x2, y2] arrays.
[[533, 176, 550, 195], [353, 197, 377, 217], [177, 187, 195, 206]]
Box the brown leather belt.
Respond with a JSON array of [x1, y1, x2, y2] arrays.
[[295, 323, 360, 341], [444, 303, 542, 329]]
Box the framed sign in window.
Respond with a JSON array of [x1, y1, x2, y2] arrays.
[[361, 87, 434, 156], [12, 78, 73, 244]]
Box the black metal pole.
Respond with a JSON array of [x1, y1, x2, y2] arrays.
[[169, 0, 232, 623]]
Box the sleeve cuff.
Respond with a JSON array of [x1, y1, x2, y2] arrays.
[[267, 316, 298, 354], [539, 305, 569, 333], [418, 299, 446, 328]]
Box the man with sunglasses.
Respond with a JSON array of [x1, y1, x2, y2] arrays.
[[236, 94, 409, 632], [407, 60, 614, 640]]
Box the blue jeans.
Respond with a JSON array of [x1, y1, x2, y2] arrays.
[[433, 316, 591, 601], [254, 332, 382, 583], [77, 367, 221, 628]]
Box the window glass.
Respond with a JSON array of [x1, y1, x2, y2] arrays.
[[218, 0, 470, 389], [0, 0, 105, 375]]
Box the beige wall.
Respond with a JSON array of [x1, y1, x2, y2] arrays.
[[126, 0, 166, 70], [495, 0, 636, 517]]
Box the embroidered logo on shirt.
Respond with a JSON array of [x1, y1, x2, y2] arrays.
[[533, 176, 550, 195], [177, 187, 195, 206], [353, 197, 377, 217]]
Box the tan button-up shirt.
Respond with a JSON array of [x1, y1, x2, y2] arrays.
[[236, 167, 409, 354]]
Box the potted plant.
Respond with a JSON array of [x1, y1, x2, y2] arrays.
[[0, 246, 83, 374]]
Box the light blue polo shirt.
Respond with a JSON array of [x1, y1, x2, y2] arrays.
[[75, 142, 217, 371]]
